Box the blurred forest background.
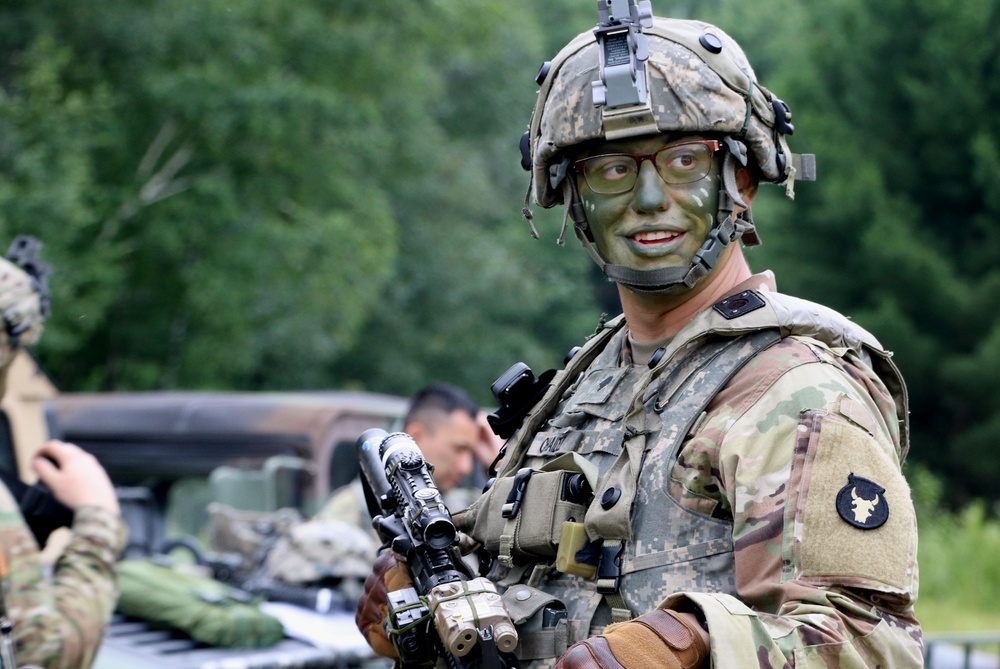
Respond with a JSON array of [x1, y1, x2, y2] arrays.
[[3, 0, 1000, 535]]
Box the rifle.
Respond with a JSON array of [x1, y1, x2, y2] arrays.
[[357, 429, 518, 669]]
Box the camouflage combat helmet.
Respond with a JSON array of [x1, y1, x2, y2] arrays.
[[521, 9, 815, 292]]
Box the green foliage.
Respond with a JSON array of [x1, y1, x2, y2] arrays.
[[683, 0, 1000, 504], [911, 466, 1000, 630], [4, 0, 1000, 505], [2, 0, 603, 400]]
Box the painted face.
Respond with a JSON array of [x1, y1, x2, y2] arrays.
[[574, 134, 722, 273], [411, 409, 479, 494]]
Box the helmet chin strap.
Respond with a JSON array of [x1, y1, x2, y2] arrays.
[[564, 148, 759, 295]]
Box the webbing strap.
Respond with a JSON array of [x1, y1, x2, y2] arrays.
[[608, 597, 632, 624], [497, 316, 627, 479], [588, 329, 782, 623], [499, 513, 521, 568], [516, 625, 570, 660]]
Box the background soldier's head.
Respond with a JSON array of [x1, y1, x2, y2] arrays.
[[403, 383, 480, 493]]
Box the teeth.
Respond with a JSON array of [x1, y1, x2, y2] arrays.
[[632, 230, 680, 242]]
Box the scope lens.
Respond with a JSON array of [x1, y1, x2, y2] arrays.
[[423, 518, 457, 550]]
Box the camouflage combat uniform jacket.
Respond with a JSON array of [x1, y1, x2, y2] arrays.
[[0, 303, 127, 668], [465, 273, 921, 668], [0, 492, 126, 669]]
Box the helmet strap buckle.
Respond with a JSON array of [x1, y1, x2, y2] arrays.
[[691, 224, 731, 271], [721, 136, 748, 167], [565, 175, 594, 243]]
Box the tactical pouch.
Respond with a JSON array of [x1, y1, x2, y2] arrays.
[[471, 469, 591, 560], [500, 584, 569, 660]]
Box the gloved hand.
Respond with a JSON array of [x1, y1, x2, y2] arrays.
[[554, 608, 708, 669], [356, 549, 414, 659]]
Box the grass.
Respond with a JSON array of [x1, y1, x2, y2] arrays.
[[910, 466, 1000, 633], [918, 600, 1000, 634]]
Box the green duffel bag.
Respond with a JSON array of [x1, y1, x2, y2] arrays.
[[116, 558, 286, 649]]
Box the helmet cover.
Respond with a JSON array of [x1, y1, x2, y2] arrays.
[[530, 17, 789, 208]]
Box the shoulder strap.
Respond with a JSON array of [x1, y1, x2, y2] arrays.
[[455, 317, 627, 537], [656, 289, 910, 461], [496, 315, 627, 479]]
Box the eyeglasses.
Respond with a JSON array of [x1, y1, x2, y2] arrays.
[[572, 140, 721, 195]]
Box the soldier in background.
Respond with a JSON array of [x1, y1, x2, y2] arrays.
[[316, 382, 483, 533], [358, 9, 921, 669], [233, 383, 488, 593], [0, 245, 127, 668]]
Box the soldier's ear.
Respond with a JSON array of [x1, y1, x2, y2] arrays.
[[406, 422, 427, 443], [736, 166, 759, 204]]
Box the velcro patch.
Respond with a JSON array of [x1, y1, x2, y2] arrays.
[[797, 413, 915, 591], [713, 290, 766, 320]]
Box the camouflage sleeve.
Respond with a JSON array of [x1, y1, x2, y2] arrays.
[[1, 484, 127, 669], [316, 480, 372, 529], [663, 336, 921, 668]]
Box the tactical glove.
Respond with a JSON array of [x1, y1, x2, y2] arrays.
[[554, 608, 708, 669], [356, 549, 413, 659]]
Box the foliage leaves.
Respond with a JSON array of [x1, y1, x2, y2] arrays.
[[3, 0, 1000, 504], [687, 0, 1000, 504]]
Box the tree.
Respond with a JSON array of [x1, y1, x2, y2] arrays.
[[691, 0, 1000, 504], [1, 0, 604, 404], [7, 0, 1000, 506]]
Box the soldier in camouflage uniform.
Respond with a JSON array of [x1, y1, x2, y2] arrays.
[[0, 252, 127, 668], [358, 12, 920, 669], [317, 382, 484, 534]]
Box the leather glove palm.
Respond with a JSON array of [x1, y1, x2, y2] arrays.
[[356, 550, 413, 659], [554, 609, 708, 669]]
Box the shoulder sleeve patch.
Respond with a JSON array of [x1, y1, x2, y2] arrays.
[[836, 474, 888, 529], [794, 412, 916, 592]]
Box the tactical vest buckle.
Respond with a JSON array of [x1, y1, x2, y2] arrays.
[[501, 468, 533, 519], [596, 542, 624, 594]]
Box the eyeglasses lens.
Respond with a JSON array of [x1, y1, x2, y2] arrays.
[[582, 142, 715, 194]]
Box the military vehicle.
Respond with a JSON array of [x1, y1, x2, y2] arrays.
[[49, 388, 408, 550], [2, 352, 405, 669]]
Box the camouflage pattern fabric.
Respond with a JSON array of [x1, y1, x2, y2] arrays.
[[477, 273, 921, 668], [0, 259, 127, 669], [0, 257, 45, 397], [263, 517, 377, 583], [0, 489, 127, 669], [529, 18, 797, 209], [206, 503, 305, 576], [315, 479, 372, 536], [0, 257, 45, 349]]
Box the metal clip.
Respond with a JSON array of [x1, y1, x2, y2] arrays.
[[596, 542, 625, 594], [501, 468, 533, 519]]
